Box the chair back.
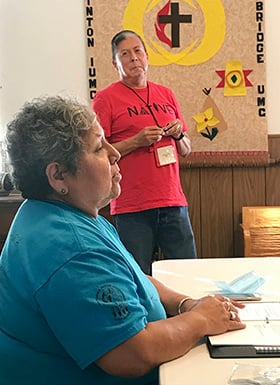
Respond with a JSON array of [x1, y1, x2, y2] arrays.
[[241, 206, 280, 257]]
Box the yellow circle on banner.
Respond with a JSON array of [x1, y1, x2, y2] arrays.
[[226, 70, 243, 88], [123, 0, 226, 66]]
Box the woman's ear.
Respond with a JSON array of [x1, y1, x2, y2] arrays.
[[46, 162, 67, 194]]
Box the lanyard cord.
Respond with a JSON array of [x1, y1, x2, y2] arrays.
[[122, 81, 162, 127]]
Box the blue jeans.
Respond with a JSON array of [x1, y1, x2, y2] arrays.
[[114, 206, 197, 274]]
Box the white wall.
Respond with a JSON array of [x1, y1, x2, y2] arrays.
[[0, 0, 88, 142], [1, 0, 279, 142], [265, 0, 280, 134]]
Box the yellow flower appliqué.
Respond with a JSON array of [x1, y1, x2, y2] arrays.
[[193, 108, 220, 133]]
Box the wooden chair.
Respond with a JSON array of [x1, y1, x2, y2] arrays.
[[241, 206, 280, 257]]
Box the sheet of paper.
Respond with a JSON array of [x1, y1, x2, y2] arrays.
[[209, 321, 280, 346], [238, 302, 280, 321]]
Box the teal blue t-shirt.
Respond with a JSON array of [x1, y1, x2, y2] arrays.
[[0, 200, 166, 385]]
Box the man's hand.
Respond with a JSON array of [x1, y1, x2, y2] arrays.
[[135, 126, 163, 146]]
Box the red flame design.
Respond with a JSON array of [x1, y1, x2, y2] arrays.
[[154, 0, 172, 48]]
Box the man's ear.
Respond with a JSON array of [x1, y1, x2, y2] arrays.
[[46, 162, 66, 193], [112, 60, 118, 71]]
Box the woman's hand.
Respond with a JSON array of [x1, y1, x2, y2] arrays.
[[180, 294, 246, 335]]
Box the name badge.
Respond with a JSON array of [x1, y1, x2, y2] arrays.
[[155, 145, 177, 166]]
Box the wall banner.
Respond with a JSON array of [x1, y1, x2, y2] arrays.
[[84, 0, 268, 167]]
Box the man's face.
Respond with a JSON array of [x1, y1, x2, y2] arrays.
[[113, 35, 148, 81]]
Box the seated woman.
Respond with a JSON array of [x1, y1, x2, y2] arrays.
[[0, 96, 245, 385]]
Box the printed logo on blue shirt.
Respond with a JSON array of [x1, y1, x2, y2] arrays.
[[96, 285, 130, 320]]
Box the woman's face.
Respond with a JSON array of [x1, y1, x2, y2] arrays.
[[62, 122, 121, 217]]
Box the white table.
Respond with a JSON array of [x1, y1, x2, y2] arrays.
[[152, 258, 280, 385]]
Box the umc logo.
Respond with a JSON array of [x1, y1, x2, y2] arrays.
[[123, 0, 226, 66]]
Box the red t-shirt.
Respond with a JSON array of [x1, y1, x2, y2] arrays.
[[93, 81, 188, 215]]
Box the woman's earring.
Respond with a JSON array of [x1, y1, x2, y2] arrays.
[[61, 188, 67, 194]]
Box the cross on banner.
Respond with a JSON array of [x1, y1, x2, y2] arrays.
[[158, 2, 192, 47]]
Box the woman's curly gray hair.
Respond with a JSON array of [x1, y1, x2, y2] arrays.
[[6, 96, 96, 199]]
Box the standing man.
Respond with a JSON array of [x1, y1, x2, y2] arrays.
[[93, 30, 197, 274]]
